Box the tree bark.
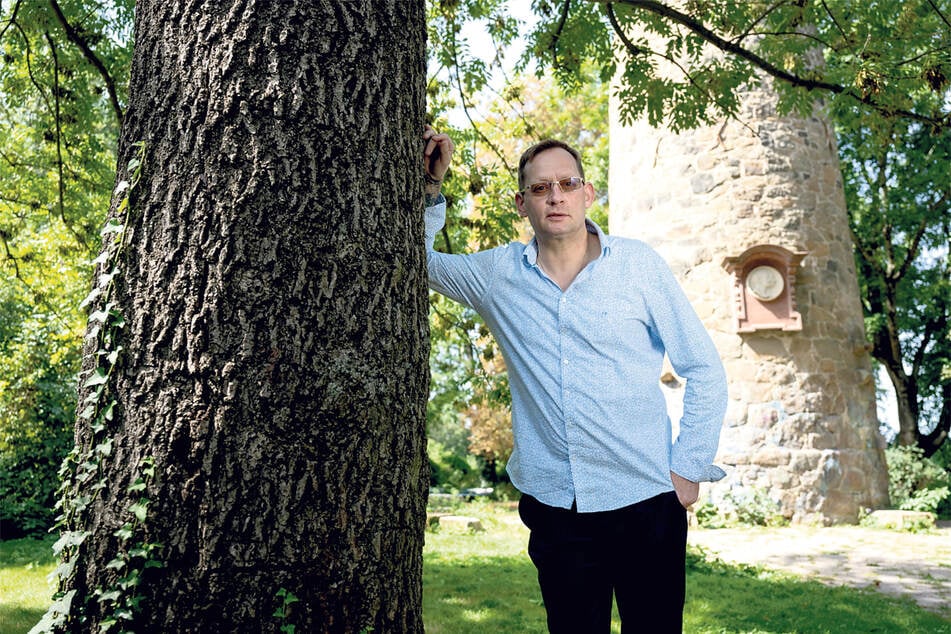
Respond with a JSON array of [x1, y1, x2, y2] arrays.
[[60, 1, 429, 631]]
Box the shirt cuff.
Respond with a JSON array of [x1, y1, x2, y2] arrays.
[[672, 462, 727, 483]]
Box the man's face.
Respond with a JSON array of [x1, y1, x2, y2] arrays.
[[515, 148, 594, 242]]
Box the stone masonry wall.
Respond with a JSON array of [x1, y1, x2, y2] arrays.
[[609, 86, 890, 524]]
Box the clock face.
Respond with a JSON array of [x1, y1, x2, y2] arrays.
[[746, 265, 785, 302]]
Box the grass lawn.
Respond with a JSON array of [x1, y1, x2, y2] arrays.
[[3, 502, 950, 633], [424, 502, 951, 634], [0, 536, 56, 634]]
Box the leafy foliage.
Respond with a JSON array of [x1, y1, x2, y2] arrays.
[[840, 107, 951, 454], [0, 312, 77, 537], [527, 1, 949, 131], [695, 487, 788, 528], [0, 0, 132, 537], [885, 445, 951, 515]]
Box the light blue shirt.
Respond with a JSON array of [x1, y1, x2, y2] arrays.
[[425, 198, 727, 512]]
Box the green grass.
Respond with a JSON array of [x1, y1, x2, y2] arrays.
[[0, 536, 56, 634], [4, 504, 950, 633], [423, 502, 951, 634]]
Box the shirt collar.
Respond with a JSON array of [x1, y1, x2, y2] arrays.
[[523, 218, 610, 266]]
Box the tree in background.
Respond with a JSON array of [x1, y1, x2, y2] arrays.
[[841, 108, 950, 457], [35, 1, 430, 631], [0, 0, 132, 537]]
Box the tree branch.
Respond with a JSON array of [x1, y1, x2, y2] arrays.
[[927, 0, 951, 30], [0, 0, 24, 41], [606, 3, 756, 134], [591, 0, 950, 129], [550, 0, 572, 72], [48, 0, 123, 124], [819, 0, 850, 47], [445, 10, 515, 175], [44, 31, 88, 249]]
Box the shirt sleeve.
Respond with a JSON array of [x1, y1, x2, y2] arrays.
[[425, 196, 500, 311], [643, 248, 728, 483]]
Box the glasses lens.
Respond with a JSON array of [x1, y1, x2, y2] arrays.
[[525, 178, 583, 196], [559, 177, 583, 192], [529, 182, 552, 195]]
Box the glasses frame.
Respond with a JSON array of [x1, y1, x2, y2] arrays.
[[519, 176, 586, 197]]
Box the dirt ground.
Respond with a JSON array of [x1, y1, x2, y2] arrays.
[[688, 522, 951, 620]]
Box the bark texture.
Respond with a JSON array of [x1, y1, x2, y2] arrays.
[[65, 1, 429, 631]]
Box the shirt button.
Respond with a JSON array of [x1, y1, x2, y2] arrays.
[[562, 358, 569, 365]]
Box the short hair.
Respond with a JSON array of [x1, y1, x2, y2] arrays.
[[517, 140, 585, 192]]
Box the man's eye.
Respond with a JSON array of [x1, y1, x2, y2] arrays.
[[530, 183, 550, 195]]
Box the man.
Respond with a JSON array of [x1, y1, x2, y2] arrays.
[[422, 126, 727, 633]]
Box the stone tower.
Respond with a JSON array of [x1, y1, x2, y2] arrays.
[[609, 83, 890, 524]]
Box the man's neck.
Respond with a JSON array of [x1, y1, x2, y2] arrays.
[[536, 226, 601, 292]]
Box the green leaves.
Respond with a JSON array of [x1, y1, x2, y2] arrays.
[[524, 1, 949, 131], [274, 588, 300, 633]]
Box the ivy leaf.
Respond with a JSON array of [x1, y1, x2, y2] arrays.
[[114, 524, 134, 541], [105, 557, 127, 571], [95, 438, 114, 457], [80, 286, 103, 309], [100, 221, 125, 236], [87, 308, 109, 324], [129, 501, 149, 522], [106, 346, 123, 366], [128, 479, 146, 493], [91, 250, 111, 267], [83, 368, 109, 388], [52, 531, 89, 556]]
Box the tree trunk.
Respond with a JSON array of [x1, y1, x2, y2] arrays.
[[56, 1, 429, 631]]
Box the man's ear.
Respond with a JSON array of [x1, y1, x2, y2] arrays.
[[583, 181, 596, 209], [515, 192, 528, 217]]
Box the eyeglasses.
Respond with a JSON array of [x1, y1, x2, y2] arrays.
[[520, 177, 585, 197]]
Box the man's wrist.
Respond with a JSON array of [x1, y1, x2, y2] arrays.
[[424, 187, 442, 208], [424, 174, 442, 207]]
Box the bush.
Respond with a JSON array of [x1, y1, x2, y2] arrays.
[[428, 439, 484, 491], [885, 445, 951, 515], [0, 322, 79, 538], [696, 486, 788, 528]]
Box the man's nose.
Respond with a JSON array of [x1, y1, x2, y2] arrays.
[[547, 183, 567, 202]]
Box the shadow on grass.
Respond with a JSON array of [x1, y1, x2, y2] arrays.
[[424, 555, 549, 634], [1, 605, 45, 634], [0, 537, 56, 634], [423, 549, 951, 634], [685, 549, 951, 634]]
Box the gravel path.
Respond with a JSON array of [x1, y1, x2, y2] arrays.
[[688, 523, 951, 619]]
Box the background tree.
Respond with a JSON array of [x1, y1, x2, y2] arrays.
[[840, 107, 950, 457], [0, 0, 131, 537], [35, 1, 430, 631]]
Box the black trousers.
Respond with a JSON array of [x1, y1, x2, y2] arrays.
[[518, 491, 688, 634]]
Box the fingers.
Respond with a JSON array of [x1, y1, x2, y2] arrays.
[[422, 125, 454, 182]]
